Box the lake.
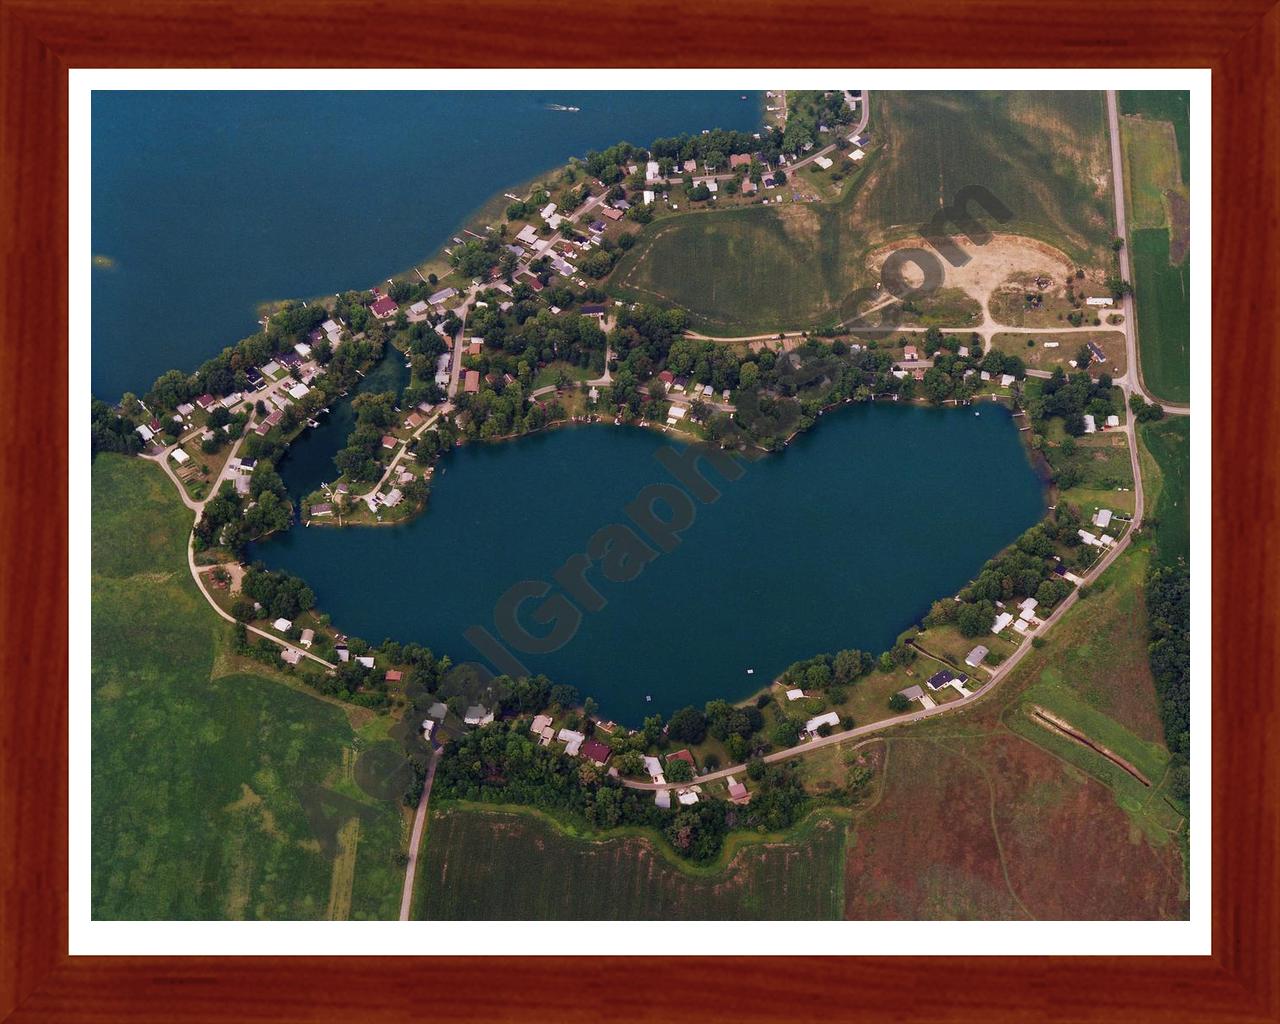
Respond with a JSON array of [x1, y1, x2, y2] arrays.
[[91, 90, 763, 400], [251, 403, 1045, 725]]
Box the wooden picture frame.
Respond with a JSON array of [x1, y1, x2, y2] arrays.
[[2, 1, 1274, 1019]]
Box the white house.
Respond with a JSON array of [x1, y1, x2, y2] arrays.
[[1083, 413, 1097, 434], [814, 155, 833, 170], [170, 448, 190, 465], [466, 705, 495, 727], [557, 728, 585, 755], [805, 711, 840, 735], [288, 382, 310, 400], [991, 611, 1014, 633], [294, 342, 312, 359], [135, 424, 155, 442], [539, 202, 557, 221], [356, 655, 375, 668], [642, 755, 665, 784], [272, 618, 292, 632], [1093, 508, 1113, 528], [1086, 296, 1114, 307], [298, 628, 315, 648], [785, 688, 805, 701]]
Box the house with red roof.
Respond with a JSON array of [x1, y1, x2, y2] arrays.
[[666, 749, 696, 769], [370, 296, 399, 319], [580, 738, 612, 766]]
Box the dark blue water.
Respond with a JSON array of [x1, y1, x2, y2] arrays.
[[252, 403, 1045, 724], [91, 90, 763, 399], [276, 348, 409, 502]]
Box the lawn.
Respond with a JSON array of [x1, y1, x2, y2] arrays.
[[1130, 227, 1191, 404], [1140, 416, 1191, 565], [416, 804, 848, 920], [92, 454, 406, 920], [991, 331, 1127, 375]]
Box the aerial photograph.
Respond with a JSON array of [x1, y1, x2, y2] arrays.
[[90, 86, 1191, 923]]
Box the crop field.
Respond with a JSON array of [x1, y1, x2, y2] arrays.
[[92, 455, 405, 920], [417, 805, 847, 920], [844, 546, 1186, 921], [859, 91, 1114, 265], [1131, 227, 1191, 404], [1140, 416, 1191, 565]]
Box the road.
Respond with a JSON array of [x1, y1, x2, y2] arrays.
[[398, 747, 441, 921]]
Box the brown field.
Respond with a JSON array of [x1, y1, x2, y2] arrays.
[[844, 729, 1187, 920]]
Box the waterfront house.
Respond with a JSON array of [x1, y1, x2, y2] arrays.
[[666, 749, 696, 770], [408, 300, 430, 318], [176, 402, 195, 417], [297, 628, 315, 648], [356, 655, 375, 669], [786, 688, 805, 701], [642, 756, 665, 784], [729, 153, 752, 168], [385, 670, 402, 683], [273, 617, 292, 632], [310, 503, 334, 518], [1001, 374, 1015, 387], [370, 296, 398, 319], [381, 435, 397, 450], [581, 739, 612, 766], [429, 286, 458, 306], [381, 488, 403, 508], [287, 382, 309, 400], [991, 611, 1014, 633], [516, 224, 540, 245], [135, 423, 155, 443], [557, 728, 585, 755], [465, 705, 494, 727], [195, 393, 216, 411]]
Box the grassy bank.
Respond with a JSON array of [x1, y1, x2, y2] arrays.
[[92, 454, 406, 919]]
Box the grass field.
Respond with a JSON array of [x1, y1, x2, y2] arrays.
[[1120, 116, 1185, 231], [417, 804, 848, 920], [1140, 416, 1191, 565], [1120, 91, 1190, 183], [1130, 227, 1191, 404], [611, 92, 1114, 335], [92, 454, 406, 920]]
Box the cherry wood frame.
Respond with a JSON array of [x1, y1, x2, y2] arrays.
[[2, 1, 1276, 1020]]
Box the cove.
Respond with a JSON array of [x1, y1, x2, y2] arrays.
[[250, 403, 1045, 725], [275, 347, 408, 504], [91, 90, 763, 400]]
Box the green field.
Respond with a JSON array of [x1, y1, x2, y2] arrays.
[[1120, 91, 1190, 183], [416, 804, 847, 920], [92, 454, 406, 919], [610, 92, 1115, 335], [1141, 416, 1191, 565], [1120, 116, 1185, 231], [1131, 227, 1191, 404], [610, 199, 865, 334]]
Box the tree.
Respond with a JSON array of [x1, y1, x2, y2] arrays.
[[888, 693, 910, 713], [922, 366, 954, 404], [667, 705, 707, 744], [665, 757, 693, 784]]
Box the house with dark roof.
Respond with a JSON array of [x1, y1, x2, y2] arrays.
[[580, 738, 612, 766], [926, 669, 956, 691], [666, 749, 696, 769], [370, 296, 398, 319]]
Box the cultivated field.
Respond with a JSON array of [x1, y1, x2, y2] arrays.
[[857, 91, 1115, 265], [92, 455, 405, 920], [1119, 90, 1191, 405], [417, 805, 847, 920], [1131, 227, 1191, 404]]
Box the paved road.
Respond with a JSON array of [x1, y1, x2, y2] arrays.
[[399, 747, 441, 921]]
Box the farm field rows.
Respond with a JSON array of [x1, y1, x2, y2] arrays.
[[92, 454, 406, 920], [416, 804, 848, 920], [1130, 228, 1191, 404]]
